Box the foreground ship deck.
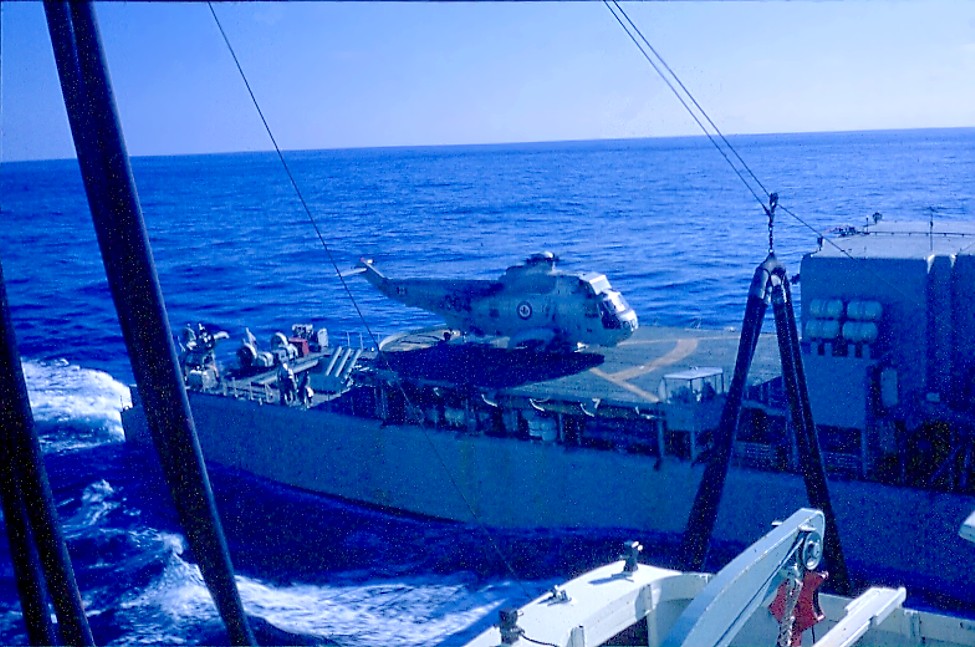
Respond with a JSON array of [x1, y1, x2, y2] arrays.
[[467, 509, 975, 647]]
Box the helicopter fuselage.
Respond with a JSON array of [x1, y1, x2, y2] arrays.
[[355, 254, 638, 348]]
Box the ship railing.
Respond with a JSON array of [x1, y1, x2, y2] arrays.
[[223, 378, 275, 404], [342, 331, 364, 349], [824, 451, 864, 477], [733, 442, 863, 476], [732, 441, 781, 469], [332, 331, 366, 350]]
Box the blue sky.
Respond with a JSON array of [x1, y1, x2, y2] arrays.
[[3, 2, 974, 162]]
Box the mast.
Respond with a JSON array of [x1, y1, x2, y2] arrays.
[[0, 257, 92, 645], [43, 2, 255, 644]]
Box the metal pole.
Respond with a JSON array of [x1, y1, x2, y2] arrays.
[[43, 3, 254, 643], [0, 258, 91, 645], [771, 272, 851, 594], [679, 255, 777, 570], [2, 490, 56, 646]]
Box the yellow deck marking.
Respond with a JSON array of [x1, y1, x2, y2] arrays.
[[610, 337, 699, 381], [589, 368, 660, 403], [616, 332, 740, 347]]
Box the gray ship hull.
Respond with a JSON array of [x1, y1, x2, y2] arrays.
[[122, 391, 975, 606]]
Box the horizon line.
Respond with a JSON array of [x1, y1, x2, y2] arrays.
[[3, 124, 973, 166]]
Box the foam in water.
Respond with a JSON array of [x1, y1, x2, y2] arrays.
[[112, 532, 540, 646], [71, 479, 121, 528], [118, 555, 535, 645], [236, 574, 532, 645], [21, 359, 131, 452], [110, 532, 220, 645]]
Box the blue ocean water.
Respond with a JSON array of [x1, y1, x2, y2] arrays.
[[1, 128, 974, 644]]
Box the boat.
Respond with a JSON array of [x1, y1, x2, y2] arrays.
[[465, 508, 975, 647], [122, 218, 975, 611]]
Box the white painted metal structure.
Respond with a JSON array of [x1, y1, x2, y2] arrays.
[[466, 509, 975, 647]]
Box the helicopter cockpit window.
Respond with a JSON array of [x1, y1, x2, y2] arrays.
[[599, 291, 629, 328], [602, 290, 628, 313]]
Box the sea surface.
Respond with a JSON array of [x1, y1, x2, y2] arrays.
[[1, 128, 974, 644]]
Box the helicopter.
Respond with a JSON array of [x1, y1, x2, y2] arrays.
[[347, 252, 638, 349]]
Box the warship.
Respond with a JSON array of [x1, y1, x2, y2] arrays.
[[122, 219, 975, 610]]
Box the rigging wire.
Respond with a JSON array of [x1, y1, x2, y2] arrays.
[[206, 1, 964, 625], [610, 1, 771, 200], [206, 4, 365, 340], [609, 0, 975, 516], [603, 1, 769, 211], [605, 1, 934, 290], [206, 2, 535, 602]]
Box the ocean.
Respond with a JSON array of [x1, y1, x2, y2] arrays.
[[1, 128, 974, 644]]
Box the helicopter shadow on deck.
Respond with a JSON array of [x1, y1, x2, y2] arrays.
[[381, 342, 605, 389]]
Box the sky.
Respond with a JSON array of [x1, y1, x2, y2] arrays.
[[2, 1, 974, 162]]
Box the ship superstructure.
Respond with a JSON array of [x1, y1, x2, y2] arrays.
[[799, 221, 975, 489]]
